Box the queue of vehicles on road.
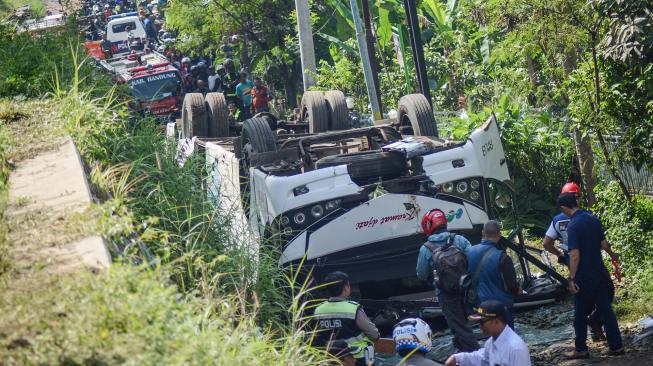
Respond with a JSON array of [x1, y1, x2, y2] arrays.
[[81, 11, 183, 121]]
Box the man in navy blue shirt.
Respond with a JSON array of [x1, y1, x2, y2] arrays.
[[558, 193, 624, 359]]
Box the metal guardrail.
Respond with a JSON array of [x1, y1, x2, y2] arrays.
[[602, 136, 653, 195]]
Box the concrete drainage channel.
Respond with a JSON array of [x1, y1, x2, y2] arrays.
[[7, 137, 111, 271]]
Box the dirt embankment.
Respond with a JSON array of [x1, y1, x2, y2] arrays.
[[520, 302, 653, 366]]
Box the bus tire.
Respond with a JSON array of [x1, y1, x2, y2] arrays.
[[241, 117, 278, 154], [205, 92, 230, 137], [182, 93, 208, 138], [325, 90, 349, 131], [301, 91, 329, 133], [398, 94, 437, 137]]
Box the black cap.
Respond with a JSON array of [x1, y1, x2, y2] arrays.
[[557, 192, 578, 209], [468, 300, 507, 322]]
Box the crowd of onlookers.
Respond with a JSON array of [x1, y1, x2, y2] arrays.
[[164, 50, 270, 122]]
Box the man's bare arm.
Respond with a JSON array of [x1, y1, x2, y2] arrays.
[[568, 249, 580, 294], [601, 239, 618, 260], [542, 235, 563, 257], [569, 249, 580, 280]]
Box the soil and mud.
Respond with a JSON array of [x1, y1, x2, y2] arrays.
[[377, 302, 653, 365]]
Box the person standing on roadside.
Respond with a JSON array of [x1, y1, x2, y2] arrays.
[[144, 14, 157, 42], [235, 71, 254, 120], [207, 66, 219, 92], [103, 4, 112, 21], [215, 65, 226, 93], [558, 193, 624, 359], [466, 220, 521, 329], [195, 80, 209, 96], [227, 102, 241, 123], [100, 33, 113, 58], [251, 77, 269, 113], [313, 271, 379, 366], [222, 59, 239, 106], [444, 300, 531, 366], [543, 182, 612, 341], [416, 209, 479, 352]]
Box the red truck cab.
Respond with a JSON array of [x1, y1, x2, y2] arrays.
[[99, 52, 184, 121], [126, 65, 183, 120]]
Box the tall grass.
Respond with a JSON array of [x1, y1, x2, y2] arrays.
[[0, 265, 333, 365], [1, 21, 332, 365], [52, 41, 323, 340], [0, 101, 16, 277]]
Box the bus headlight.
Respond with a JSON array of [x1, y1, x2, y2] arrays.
[[310, 205, 324, 218]]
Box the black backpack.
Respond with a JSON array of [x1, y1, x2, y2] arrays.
[[424, 233, 468, 294]]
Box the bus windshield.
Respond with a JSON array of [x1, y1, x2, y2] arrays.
[[128, 71, 182, 101]]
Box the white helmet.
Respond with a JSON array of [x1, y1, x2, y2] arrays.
[[181, 57, 191, 64], [392, 318, 432, 354]]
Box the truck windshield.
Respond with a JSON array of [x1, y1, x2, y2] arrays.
[[128, 72, 181, 101]]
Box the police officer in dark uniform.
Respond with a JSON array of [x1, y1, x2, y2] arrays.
[[314, 271, 379, 366]]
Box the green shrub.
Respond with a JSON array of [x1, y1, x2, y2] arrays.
[[593, 182, 653, 273], [614, 268, 653, 322], [441, 95, 575, 232], [55, 71, 290, 324], [0, 23, 96, 97], [0, 265, 330, 365], [0, 104, 11, 276]]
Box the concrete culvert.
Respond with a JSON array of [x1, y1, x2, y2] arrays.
[[398, 94, 437, 137], [181, 93, 208, 138], [205, 92, 229, 137], [324, 90, 349, 131], [301, 91, 329, 133]]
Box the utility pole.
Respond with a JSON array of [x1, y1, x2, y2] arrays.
[[295, 0, 316, 90], [403, 0, 432, 107], [349, 0, 382, 120], [361, 0, 382, 113]]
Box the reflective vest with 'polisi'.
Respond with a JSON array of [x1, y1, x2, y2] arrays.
[[313, 300, 372, 359]]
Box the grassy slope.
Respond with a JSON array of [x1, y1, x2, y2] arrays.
[[1, 265, 322, 365], [0, 97, 331, 365], [0, 0, 44, 18]]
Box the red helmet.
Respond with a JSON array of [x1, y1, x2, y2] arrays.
[[561, 182, 581, 194], [421, 209, 447, 236]]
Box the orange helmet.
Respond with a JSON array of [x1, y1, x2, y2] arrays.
[[561, 182, 581, 194], [421, 209, 447, 236]]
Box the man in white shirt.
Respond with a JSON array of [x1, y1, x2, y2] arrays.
[[207, 66, 220, 92], [444, 300, 531, 366]]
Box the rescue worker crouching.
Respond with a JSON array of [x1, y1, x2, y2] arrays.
[[416, 209, 479, 352], [444, 300, 531, 366], [313, 271, 379, 366]]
